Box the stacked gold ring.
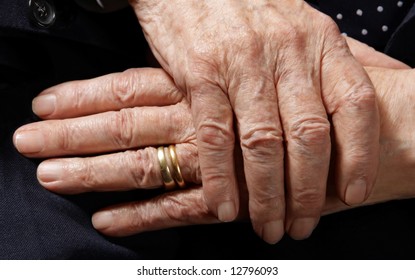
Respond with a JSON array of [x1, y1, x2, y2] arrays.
[[157, 145, 186, 190], [168, 145, 186, 188]]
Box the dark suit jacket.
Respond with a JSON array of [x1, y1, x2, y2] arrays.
[[0, 0, 414, 259], [313, 0, 415, 65], [386, 4, 415, 66]]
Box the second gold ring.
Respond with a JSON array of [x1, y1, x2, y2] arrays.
[[157, 145, 186, 190]]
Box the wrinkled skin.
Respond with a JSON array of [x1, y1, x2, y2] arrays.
[[14, 62, 414, 242], [121, 0, 383, 243]]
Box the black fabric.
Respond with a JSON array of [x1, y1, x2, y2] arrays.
[[385, 4, 415, 66], [175, 199, 415, 259], [311, 0, 415, 66], [0, 45, 183, 259], [318, 0, 415, 50], [0, 0, 142, 53], [1, 0, 415, 259], [0, 3, 181, 259]]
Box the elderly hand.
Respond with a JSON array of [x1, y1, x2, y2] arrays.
[[13, 62, 414, 241], [126, 0, 381, 242], [14, 69, 200, 193]]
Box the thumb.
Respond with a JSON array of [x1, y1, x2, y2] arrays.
[[345, 36, 410, 69]]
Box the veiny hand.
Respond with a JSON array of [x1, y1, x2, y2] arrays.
[[127, 0, 380, 242], [14, 64, 413, 240], [103, 67, 415, 234], [12, 68, 244, 236]]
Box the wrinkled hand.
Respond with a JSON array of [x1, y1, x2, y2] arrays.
[[14, 67, 415, 239], [14, 59, 413, 241], [12, 68, 255, 236], [14, 69, 199, 192], [126, 0, 380, 242], [13, 69, 214, 235]]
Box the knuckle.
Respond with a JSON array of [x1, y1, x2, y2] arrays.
[[163, 82, 184, 104], [317, 14, 348, 52], [110, 69, 140, 105], [343, 85, 377, 110], [202, 170, 231, 193], [73, 160, 98, 189], [66, 83, 83, 112], [197, 122, 234, 150], [125, 201, 166, 233], [287, 117, 331, 150], [57, 124, 79, 152], [160, 192, 210, 223], [160, 196, 190, 222], [126, 205, 145, 232], [319, 13, 341, 35], [128, 148, 158, 188], [241, 128, 283, 161], [107, 109, 135, 149]]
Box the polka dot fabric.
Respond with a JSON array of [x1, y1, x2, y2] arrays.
[[317, 0, 415, 50]]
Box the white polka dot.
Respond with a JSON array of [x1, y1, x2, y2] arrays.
[[361, 29, 368, 35], [356, 9, 363, 16], [397, 1, 404, 7], [377, 6, 384, 12], [341, 32, 348, 36], [336, 13, 343, 20], [382, 25, 389, 32]]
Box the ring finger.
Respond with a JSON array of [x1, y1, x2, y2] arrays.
[[37, 143, 201, 194]]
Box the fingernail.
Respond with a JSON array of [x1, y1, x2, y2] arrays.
[[37, 162, 63, 183], [288, 217, 317, 240], [217, 201, 236, 222], [92, 211, 114, 230], [14, 130, 44, 154], [262, 220, 284, 244], [32, 94, 56, 117], [345, 178, 367, 205]]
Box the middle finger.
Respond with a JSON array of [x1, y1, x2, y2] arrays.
[[277, 43, 331, 240], [14, 103, 195, 157]]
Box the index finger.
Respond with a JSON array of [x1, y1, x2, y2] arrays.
[[190, 82, 239, 223], [322, 31, 380, 206], [32, 68, 183, 119]]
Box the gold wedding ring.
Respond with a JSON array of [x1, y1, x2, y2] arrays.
[[168, 145, 186, 188], [158, 146, 176, 190], [157, 145, 186, 190]]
